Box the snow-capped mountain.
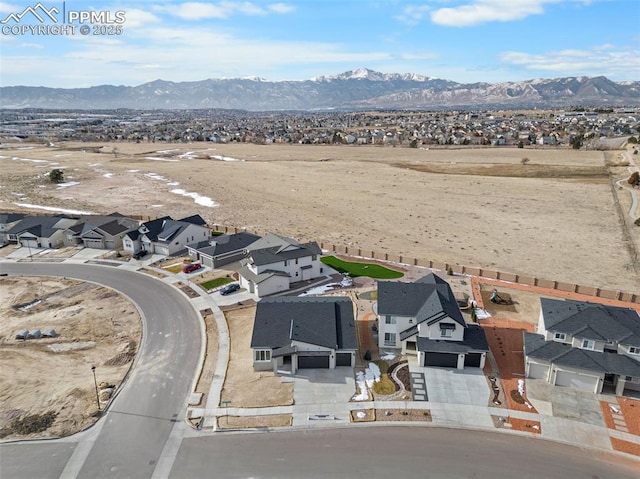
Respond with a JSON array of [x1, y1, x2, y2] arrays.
[[2, 69, 638, 110]]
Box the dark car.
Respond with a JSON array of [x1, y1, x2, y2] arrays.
[[182, 262, 202, 273], [220, 283, 240, 295], [133, 250, 147, 259]]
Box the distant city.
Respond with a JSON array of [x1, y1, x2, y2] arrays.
[[1, 107, 638, 149]]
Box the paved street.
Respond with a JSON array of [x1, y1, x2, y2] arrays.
[[1, 251, 639, 479], [169, 426, 640, 479]]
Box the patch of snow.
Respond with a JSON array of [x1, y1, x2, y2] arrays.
[[356, 411, 366, 419], [18, 299, 41, 311], [366, 362, 381, 387], [167, 181, 180, 186], [14, 202, 94, 215], [380, 352, 396, 361], [517, 379, 525, 396], [127, 169, 140, 173], [145, 156, 180, 162], [0, 155, 8, 159], [157, 149, 179, 154], [170, 188, 218, 207], [151, 204, 164, 208], [88, 162, 102, 167], [14, 157, 48, 163], [54, 154, 70, 157], [298, 283, 339, 296], [56, 181, 80, 189], [475, 308, 491, 319], [352, 371, 370, 401], [211, 155, 244, 162], [103, 173, 113, 178], [145, 173, 167, 181]]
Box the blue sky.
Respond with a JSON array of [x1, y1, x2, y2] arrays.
[[1, 0, 638, 87]]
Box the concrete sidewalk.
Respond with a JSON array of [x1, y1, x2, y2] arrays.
[[5, 248, 638, 461]]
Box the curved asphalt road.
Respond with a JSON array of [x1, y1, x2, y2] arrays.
[[0, 263, 202, 479]]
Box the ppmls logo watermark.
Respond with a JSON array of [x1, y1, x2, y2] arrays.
[[1, 2, 126, 36]]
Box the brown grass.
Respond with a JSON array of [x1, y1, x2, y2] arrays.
[[217, 414, 292, 429], [2, 141, 636, 293]]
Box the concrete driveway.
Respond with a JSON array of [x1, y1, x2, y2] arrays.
[[409, 361, 490, 406], [292, 367, 356, 427]]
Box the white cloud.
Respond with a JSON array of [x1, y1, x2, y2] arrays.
[[1, 25, 393, 86], [395, 4, 431, 26], [153, 1, 294, 20], [500, 45, 640, 78], [18, 42, 44, 49], [268, 3, 295, 14], [122, 8, 162, 28], [0, 2, 21, 14], [430, 0, 556, 27]]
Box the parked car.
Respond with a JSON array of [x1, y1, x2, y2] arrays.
[[220, 283, 240, 295], [133, 250, 147, 259], [183, 262, 202, 273]]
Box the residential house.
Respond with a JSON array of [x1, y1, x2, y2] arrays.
[[238, 233, 324, 297], [6, 215, 78, 249], [250, 296, 357, 374], [524, 298, 640, 396], [186, 232, 261, 268], [62, 213, 139, 250], [0, 213, 27, 245], [377, 273, 489, 369], [122, 214, 210, 256]]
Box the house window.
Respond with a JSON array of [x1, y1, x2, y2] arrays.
[[384, 333, 396, 346], [385, 315, 396, 325], [295, 272, 299, 277], [629, 346, 639, 355], [284, 260, 288, 266], [582, 339, 595, 350], [440, 323, 455, 338], [554, 332, 566, 341], [312, 255, 317, 260], [295, 258, 298, 265], [320, 267, 323, 273], [254, 350, 271, 362]]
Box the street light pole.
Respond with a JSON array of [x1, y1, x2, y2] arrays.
[[91, 365, 101, 411]]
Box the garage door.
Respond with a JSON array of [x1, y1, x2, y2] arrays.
[[464, 353, 482, 367], [528, 362, 549, 380], [298, 355, 330, 369], [555, 370, 599, 392], [424, 352, 458, 368], [336, 353, 352, 367]]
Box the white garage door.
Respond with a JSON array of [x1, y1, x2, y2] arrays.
[[555, 370, 599, 392], [528, 362, 549, 380]]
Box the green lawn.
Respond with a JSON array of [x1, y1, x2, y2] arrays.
[[200, 277, 234, 290], [320, 256, 403, 279]]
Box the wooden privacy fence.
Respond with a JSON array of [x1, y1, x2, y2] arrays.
[[211, 224, 640, 305]]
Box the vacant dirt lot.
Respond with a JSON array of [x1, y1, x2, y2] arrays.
[[0, 277, 141, 440], [1, 141, 637, 292], [220, 305, 293, 408]]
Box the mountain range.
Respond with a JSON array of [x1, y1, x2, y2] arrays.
[[2, 68, 639, 111]]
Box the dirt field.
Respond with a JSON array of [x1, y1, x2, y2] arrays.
[[0, 277, 141, 440], [1, 141, 638, 293], [220, 305, 293, 408]]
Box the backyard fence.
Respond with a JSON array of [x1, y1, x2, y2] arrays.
[[210, 223, 640, 305]]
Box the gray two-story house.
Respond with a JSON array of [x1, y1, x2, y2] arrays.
[[377, 273, 489, 369], [524, 298, 640, 396]]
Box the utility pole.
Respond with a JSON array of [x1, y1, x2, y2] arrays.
[[91, 365, 101, 412]]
